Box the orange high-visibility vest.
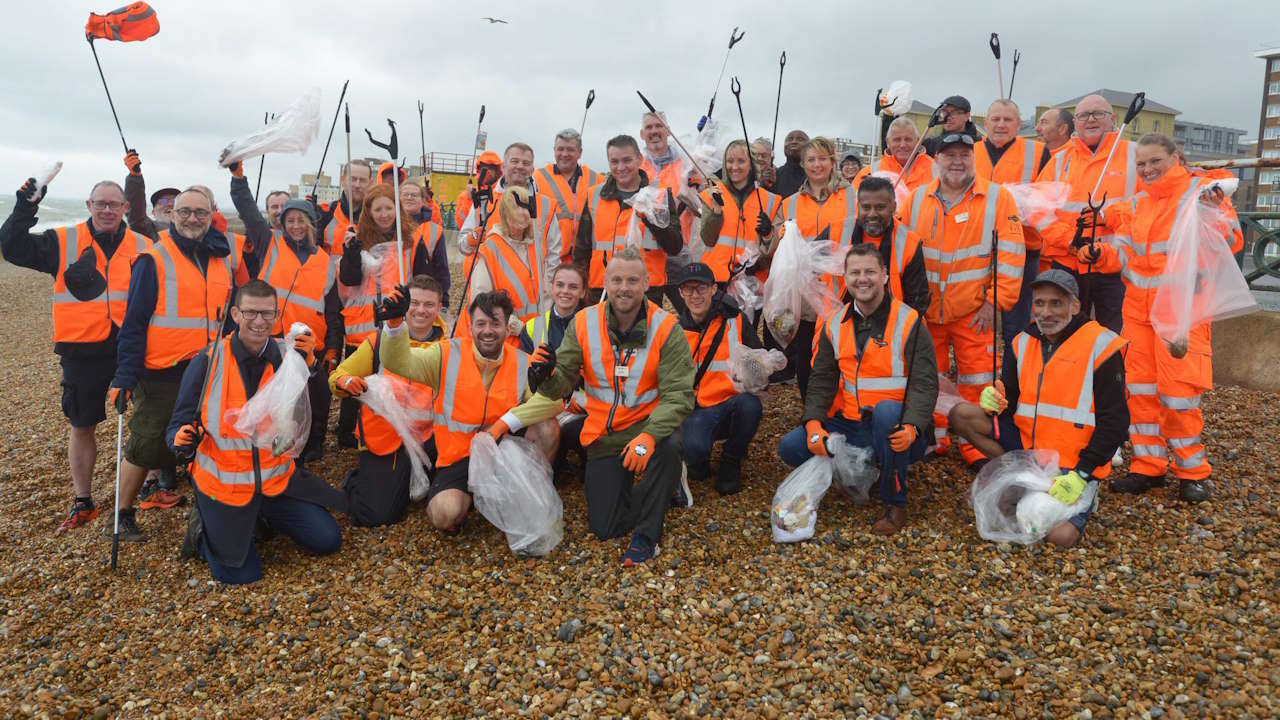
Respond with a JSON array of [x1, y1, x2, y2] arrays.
[[685, 314, 744, 408], [358, 332, 436, 456], [697, 181, 781, 283], [853, 153, 937, 195], [51, 222, 150, 343], [536, 163, 600, 263], [143, 231, 244, 370], [258, 232, 335, 341], [340, 240, 413, 347], [321, 202, 355, 255], [191, 338, 294, 507], [1011, 320, 1127, 474], [414, 220, 444, 262], [641, 158, 694, 244], [431, 338, 529, 468], [820, 299, 919, 416], [1036, 131, 1138, 271], [865, 223, 923, 305], [975, 136, 1047, 251], [475, 231, 545, 321], [905, 177, 1025, 324], [585, 184, 668, 288], [576, 301, 677, 446], [783, 185, 858, 297], [459, 187, 558, 258]]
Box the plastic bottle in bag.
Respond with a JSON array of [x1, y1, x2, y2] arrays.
[[969, 449, 1099, 545], [623, 186, 670, 251], [762, 221, 843, 346], [728, 343, 786, 395], [468, 435, 564, 556], [225, 322, 313, 457]]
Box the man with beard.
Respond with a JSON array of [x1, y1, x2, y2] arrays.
[[849, 176, 929, 315]]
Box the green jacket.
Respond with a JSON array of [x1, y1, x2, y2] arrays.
[[511, 301, 694, 459]]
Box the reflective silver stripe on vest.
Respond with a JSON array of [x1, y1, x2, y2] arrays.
[[1159, 393, 1201, 411], [1167, 434, 1203, 449], [892, 224, 910, 274], [201, 344, 257, 455], [1174, 451, 1206, 469], [1020, 138, 1037, 184], [583, 308, 611, 397], [538, 168, 576, 222], [483, 241, 538, 317], [1013, 329, 1118, 427], [584, 306, 667, 407], [1132, 444, 1168, 458], [908, 187, 927, 230], [148, 239, 214, 330], [1129, 423, 1161, 436], [837, 188, 858, 250], [1127, 383, 1158, 396], [827, 303, 911, 399], [1124, 142, 1137, 198], [435, 340, 529, 432], [957, 371, 995, 385]]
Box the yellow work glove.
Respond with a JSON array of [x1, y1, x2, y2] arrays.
[[1048, 470, 1087, 505], [979, 380, 1007, 414]]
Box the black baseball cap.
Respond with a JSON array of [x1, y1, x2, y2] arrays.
[[937, 128, 979, 151], [150, 187, 180, 207], [1030, 269, 1080, 299], [679, 262, 715, 286], [941, 95, 971, 113]]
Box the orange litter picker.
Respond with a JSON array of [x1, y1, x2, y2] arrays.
[[85, 2, 160, 153]]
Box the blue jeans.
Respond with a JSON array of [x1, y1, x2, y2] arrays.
[[1002, 248, 1039, 338], [995, 417, 1095, 532], [680, 393, 764, 467], [777, 401, 928, 507], [202, 494, 342, 585]]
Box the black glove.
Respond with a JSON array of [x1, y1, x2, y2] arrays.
[[173, 424, 205, 464], [373, 283, 411, 323], [1070, 214, 1089, 250], [63, 247, 108, 300], [15, 177, 39, 209], [755, 211, 772, 239], [338, 230, 362, 285], [665, 188, 679, 219], [110, 386, 131, 414], [527, 342, 556, 393], [709, 188, 724, 208], [228, 161, 244, 178]]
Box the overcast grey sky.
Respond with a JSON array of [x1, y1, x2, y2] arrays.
[[6, 0, 1276, 207]]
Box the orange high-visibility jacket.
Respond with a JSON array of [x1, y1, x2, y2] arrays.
[[536, 163, 600, 263], [783, 185, 858, 297], [52, 222, 150, 343], [431, 338, 529, 468], [475, 231, 546, 321], [1035, 132, 1138, 271], [359, 332, 436, 456], [975, 136, 1048, 251], [697, 181, 782, 283], [905, 177, 1025, 324], [142, 230, 244, 369], [191, 338, 294, 507], [819, 298, 919, 416], [321, 202, 354, 255], [641, 157, 695, 244], [584, 184, 667, 288], [258, 232, 335, 341], [872, 224, 924, 306], [1011, 320, 1127, 474], [414, 220, 444, 262], [339, 240, 414, 347], [576, 301, 678, 446], [684, 314, 745, 408], [853, 153, 936, 195]]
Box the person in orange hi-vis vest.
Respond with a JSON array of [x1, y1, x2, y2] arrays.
[[462, 188, 551, 335], [852, 117, 936, 199], [378, 289, 559, 534], [106, 188, 250, 542], [502, 249, 695, 566], [697, 140, 782, 285], [1077, 133, 1239, 503], [778, 244, 938, 536], [0, 176, 151, 533], [457, 144, 561, 283], [904, 129, 1025, 468], [168, 280, 344, 584], [453, 150, 503, 230], [975, 99, 1051, 338], [331, 275, 446, 526], [535, 128, 601, 266], [317, 159, 372, 255], [400, 178, 451, 305], [1034, 93, 1139, 333], [639, 111, 699, 316], [674, 262, 764, 496], [948, 270, 1129, 547], [847, 176, 931, 315]]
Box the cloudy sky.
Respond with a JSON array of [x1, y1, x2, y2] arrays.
[[6, 0, 1277, 207]]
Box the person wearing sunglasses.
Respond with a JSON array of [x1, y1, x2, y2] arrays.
[[0, 176, 152, 534]]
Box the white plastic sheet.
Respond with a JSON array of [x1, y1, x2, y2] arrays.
[[1005, 182, 1070, 229], [829, 433, 878, 505], [623, 185, 670, 251], [729, 344, 786, 395], [933, 373, 965, 417], [1150, 180, 1258, 348], [969, 449, 1098, 545], [31, 161, 62, 203], [358, 373, 434, 501], [225, 322, 312, 457], [218, 88, 323, 167], [880, 81, 913, 117], [762, 220, 844, 345], [468, 434, 564, 556]]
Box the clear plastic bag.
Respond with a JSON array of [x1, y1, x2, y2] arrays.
[[771, 438, 841, 543], [338, 241, 410, 304], [727, 246, 763, 323], [1150, 181, 1258, 349], [869, 169, 912, 210], [29, 161, 62, 203], [879, 81, 913, 117], [468, 434, 564, 556], [225, 323, 313, 457], [762, 220, 844, 345], [357, 373, 434, 501], [969, 449, 1098, 545], [829, 433, 878, 505], [623, 186, 671, 251], [1005, 182, 1070, 230], [933, 373, 965, 417], [729, 343, 786, 395], [218, 88, 323, 167]]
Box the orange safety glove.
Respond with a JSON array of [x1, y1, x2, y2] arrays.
[[621, 432, 657, 475], [228, 161, 244, 178], [293, 330, 316, 365], [487, 419, 510, 443], [173, 423, 204, 463], [109, 387, 131, 414], [124, 149, 142, 175], [1076, 242, 1102, 265], [888, 424, 918, 453], [804, 419, 829, 457], [322, 348, 341, 372], [332, 374, 368, 398]]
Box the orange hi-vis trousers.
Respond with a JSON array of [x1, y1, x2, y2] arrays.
[[1123, 318, 1211, 481], [929, 315, 997, 464]]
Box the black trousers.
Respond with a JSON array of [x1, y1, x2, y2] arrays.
[[335, 344, 360, 437], [342, 448, 411, 527], [783, 319, 818, 400], [304, 370, 331, 453], [584, 432, 682, 544]]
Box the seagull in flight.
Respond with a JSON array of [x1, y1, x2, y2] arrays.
[[481, 16, 508, 24]]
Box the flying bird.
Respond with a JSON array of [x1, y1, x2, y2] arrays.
[[481, 17, 508, 24]]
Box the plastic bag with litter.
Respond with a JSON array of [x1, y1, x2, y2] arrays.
[[969, 449, 1098, 545], [727, 246, 763, 323], [218, 88, 323, 167], [762, 220, 844, 345], [771, 437, 843, 543], [879, 81, 913, 117], [829, 433, 879, 505], [225, 322, 313, 458], [729, 343, 786, 395], [468, 434, 564, 556], [1149, 179, 1258, 352], [623, 186, 670, 251], [1004, 182, 1070, 230], [357, 373, 434, 501]]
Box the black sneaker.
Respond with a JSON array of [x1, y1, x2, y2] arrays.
[[621, 532, 660, 567], [180, 508, 203, 560], [1179, 479, 1211, 504], [337, 431, 359, 449], [1112, 472, 1166, 495], [715, 455, 743, 496], [671, 463, 693, 509], [102, 511, 145, 543], [686, 461, 711, 484]]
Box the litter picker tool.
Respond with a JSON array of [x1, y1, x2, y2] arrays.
[[311, 80, 348, 198], [871, 87, 886, 167], [770, 51, 786, 153], [343, 103, 353, 222], [636, 91, 712, 185], [1089, 92, 1146, 198], [989, 229, 1001, 441], [109, 412, 124, 569], [85, 2, 161, 153], [729, 77, 770, 276], [254, 112, 274, 203], [704, 27, 745, 122], [989, 33, 1004, 99], [579, 89, 595, 138], [894, 102, 946, 191], [1008, 49, 1021, 100], [469, 105, 487, 173], [366, 119, 407, 285]]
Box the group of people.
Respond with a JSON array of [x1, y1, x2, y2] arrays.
[[0, 90, 1242, 584]]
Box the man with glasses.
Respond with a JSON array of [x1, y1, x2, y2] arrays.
[[107, 188, 250, 542], [1035, 94, 1135, 333], [1, 177, 152, 533], [924, 96, 980, 157], [903, 129, 1024, 469]]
